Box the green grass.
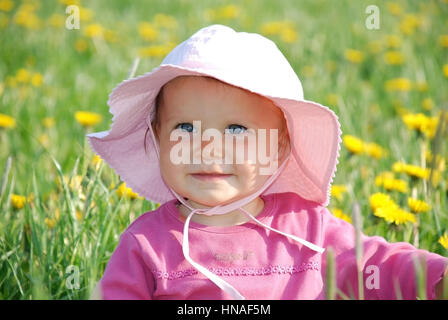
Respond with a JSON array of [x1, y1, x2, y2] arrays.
[[0, 0, 447, 299]]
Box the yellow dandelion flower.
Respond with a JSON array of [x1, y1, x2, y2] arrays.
[[139, 42, 175, 58], [11, 194, 27, 209], [214, 5, 240, 20], [0, 113, 16, 129], [261, 20, 288, 34], [117, 182, 142, 200], [384, 51, 405, 65], [402, 113, 436, 138], [385, 35, 402, 48], [59, 0, 80, 6], [344, 49, 364, 64], [374, 206, 416, 225], [38, 133, 50, 148], [44, 217, 56, 229], [439, 35, 448, 48], [408, 197, 431, 214], [402, 113, 428, 132], [48, 13, 65, 28], [79, 6, 94, 22], [75, 111, 102, 127], [403, 164, 430, 180], [343, 135, 364, 155], [439, 232, 448, 249], [422, 98, 434, 111], [331, 185, 347, 201], [420, 117, 438, 139], [363, 142, 385, 159], [153, 13, 178, 29], [138, 22, 158, 41], [43, 117, 55, 128], [326, 94, 338, 106], [14, 5, 41, 29], [385, 78, 412, 91], [16, 68, 30, 83], [331, 208, 352, 224], [280, 27, 298, 43], [400, 14, 420, 35], [443, 64, 448, 78], [392, 161, 407, 173], [260, 21, 297, 43], [92, 154, 103, 170], [75, 210, 83, 221], [369, 192, 398, 213], [383, 178, 408, 193], [386, 2, 403, 16], [375, 171, 395, 186], [31, 73, 43, 87], [0, 0, 13, 12], [84, 24, 104, 38]]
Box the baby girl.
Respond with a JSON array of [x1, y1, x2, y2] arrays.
[[87, 24, 447, 300]]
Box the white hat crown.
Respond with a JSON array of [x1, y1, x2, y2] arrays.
[[162, 24, 304, 101]]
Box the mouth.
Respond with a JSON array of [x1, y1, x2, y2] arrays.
[[190, 173, 233, 181]]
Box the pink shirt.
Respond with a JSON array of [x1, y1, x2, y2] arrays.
[[99, 192, 447, 300]]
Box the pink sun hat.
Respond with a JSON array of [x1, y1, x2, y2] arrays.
[[87, 24, 342, 208]]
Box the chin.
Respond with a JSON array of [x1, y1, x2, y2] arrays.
[[188, 192, 237, 207]]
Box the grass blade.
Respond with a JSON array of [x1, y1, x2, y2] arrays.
[[352, 200, 364, 300], [0, 156, 12, 205], [325, 246, 336, 300]]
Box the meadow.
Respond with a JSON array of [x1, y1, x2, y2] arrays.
[[0, 0, 447, 299]]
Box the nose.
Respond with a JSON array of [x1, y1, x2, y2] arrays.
[[200, 133, 225, 164]]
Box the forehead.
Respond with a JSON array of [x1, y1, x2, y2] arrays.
[[159, 76, 284, 121]]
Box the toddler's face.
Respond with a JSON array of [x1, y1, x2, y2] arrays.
[[154, 76, 289, 207]]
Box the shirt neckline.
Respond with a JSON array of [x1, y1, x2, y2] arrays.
[[165, 193, 277, 234]]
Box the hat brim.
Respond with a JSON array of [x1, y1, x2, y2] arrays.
[[87, 64, 342, 206]]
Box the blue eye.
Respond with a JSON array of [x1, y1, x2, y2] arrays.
[[226, 124, 247, 134], [175, 123, 195, 133]]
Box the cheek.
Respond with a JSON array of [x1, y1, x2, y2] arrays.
[[232, 163, 271, 194], [158, 139, 186, 184]]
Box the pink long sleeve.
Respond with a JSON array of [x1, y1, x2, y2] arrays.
[[100, 231, 155, 299], [320, 207, 448, 300], [97, 192, 447, 300]]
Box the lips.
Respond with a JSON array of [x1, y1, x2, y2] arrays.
[[191, 173, 233, 181]]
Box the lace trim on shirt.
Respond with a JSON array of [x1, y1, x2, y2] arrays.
[[152, 262, 320, 280]]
